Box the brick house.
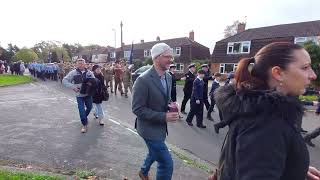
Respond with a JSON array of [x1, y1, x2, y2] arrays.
[[211, 20, 320, 74], [109, 31, 210, 73], [73, 46, 116, 63]]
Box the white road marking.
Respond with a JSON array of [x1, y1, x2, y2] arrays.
[[108, 118, 121, 125], [126, 128, 138, 135]]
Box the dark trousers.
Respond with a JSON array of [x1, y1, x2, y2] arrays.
[[186, 100, 204, 126], [207, 97, 215, 116], [54, 70, 58, 81], [76, 96, 93, 126], [305, 127, 320, 141], [181, 92, 191, 112], [171, 91, 177, 102], [203, 98, 210, 111]]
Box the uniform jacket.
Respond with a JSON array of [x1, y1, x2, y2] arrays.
[[209, 80, 220, 99], [132, 66, 172, 140], [183, 71, 196, 95], [191, 78, 204, 101], [214, 85, 309, 180]]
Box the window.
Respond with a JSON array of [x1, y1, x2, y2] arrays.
[[219, 63, 238, 73], [227, 41, 251, 54], [124, 51, 131, 58], [294, 36, 319, 46], [144, 50, 151, 57], [110, 52, 116, 58], [175, 63, 184, 72], [173, 47, 181, 56]]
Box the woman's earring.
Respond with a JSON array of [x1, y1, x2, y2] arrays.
[[279, 82, 283, 86]]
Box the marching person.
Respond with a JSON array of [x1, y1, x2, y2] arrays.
[[123, 62, 133, 98], [63, 58, 95, 133], [201, 64, 213, 111], [168, 64, 185, 102], [185, 69, 207, 128], [114, 60, 124, 95], [207, 72, 223, 121], [181, 64, 196, 114], [132, 43, 178, 180], [209, 42, 320, 180]]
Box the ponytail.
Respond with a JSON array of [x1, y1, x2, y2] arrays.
[[235, 57, 257, 89]]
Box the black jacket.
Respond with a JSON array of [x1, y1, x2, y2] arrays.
[[203, 71, 213, 99], [214, 85, 309, 180], [183, 71, 196, 95], [93, 74, 105, 104], [169, 72, 181, 102]]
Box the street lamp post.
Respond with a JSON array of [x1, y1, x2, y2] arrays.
[[112, 29, 116, 60]]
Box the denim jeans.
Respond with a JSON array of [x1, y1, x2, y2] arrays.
[[76, 96, 93, 126], [141, 138, 173, 180], [94, 103, 104, 119]]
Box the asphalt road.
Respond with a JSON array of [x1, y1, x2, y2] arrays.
[[39, 79, 320, 168]]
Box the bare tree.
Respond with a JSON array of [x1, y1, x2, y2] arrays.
[[224, 20, 240, 38]]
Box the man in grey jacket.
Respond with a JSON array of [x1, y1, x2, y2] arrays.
[[63, 58, 95, 133], [132, 43, 179, 180]]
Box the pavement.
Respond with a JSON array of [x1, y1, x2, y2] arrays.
[[0, 81, 209, 179]]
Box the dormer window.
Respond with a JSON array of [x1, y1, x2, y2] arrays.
[[227, 41, 251, 54]]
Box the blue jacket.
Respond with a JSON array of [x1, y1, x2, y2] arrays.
[[191, 78, 204, 101], [209, 80, 220, 98]]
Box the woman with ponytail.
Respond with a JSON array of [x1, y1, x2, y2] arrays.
[[209, 42, 320, 180]]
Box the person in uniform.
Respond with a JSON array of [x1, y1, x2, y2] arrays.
[[103, 63, 114, 93], [201, 64, 213, 111], [181, 64, 196, 114], [168, 64, 184, 102], [123, 62, 133, 98], [185, 69, 206, 128], [113, 60, 124, 95]]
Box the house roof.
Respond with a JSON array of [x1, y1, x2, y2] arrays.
[[218, 20, 320, 43], [116, 37, 209, 51]]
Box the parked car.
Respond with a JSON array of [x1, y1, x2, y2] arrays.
[[132, 65, 151, 83]]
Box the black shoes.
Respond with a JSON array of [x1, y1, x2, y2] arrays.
[[187, 122, 193, 126], [300, 129, 308, 134], [197, 125, 206, 128], [214, 124, 220, 134]]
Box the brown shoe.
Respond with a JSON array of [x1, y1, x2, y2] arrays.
[[138, 171, 149, 180], [81, 126, 87, 133]]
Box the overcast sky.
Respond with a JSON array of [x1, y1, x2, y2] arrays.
[[0, 0, 319, 52]]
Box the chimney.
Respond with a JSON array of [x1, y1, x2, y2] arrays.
[[237, 23, 246, 34], [189, 30, 194, 41], [141, 40, 144, 43], [156, 36, 160, 41], [121, 42, 125, 47]]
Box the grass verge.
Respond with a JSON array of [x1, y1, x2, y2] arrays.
[[0, 169, 65, 180], [300, 95, 318, 101], [176, 80, 185, 86], [0, 74, 34, 87]]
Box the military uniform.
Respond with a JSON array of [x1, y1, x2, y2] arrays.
[[181, 64, 196, 113], [123, 65, 132, 97], [113, 63, 124, 95], [103, 65, 114, 93], [186, 75, 206, 128]]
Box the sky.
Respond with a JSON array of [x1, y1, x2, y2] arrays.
[[0, 0, 319, 53]]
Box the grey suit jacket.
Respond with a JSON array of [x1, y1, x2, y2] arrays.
[[132, 66, 172, 140]]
